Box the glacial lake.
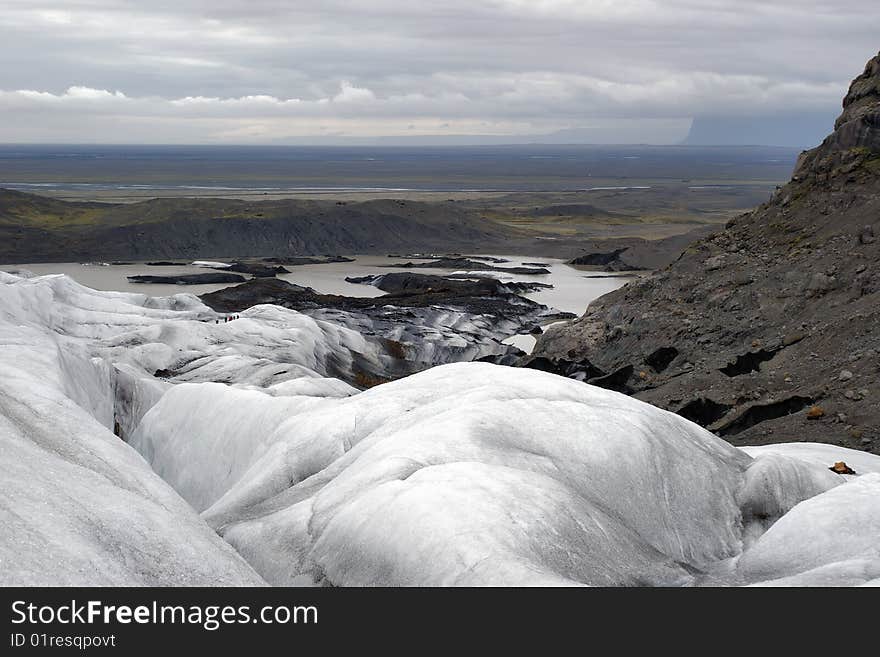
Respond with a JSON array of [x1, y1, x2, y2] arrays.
[[5, 255, 632, 353]]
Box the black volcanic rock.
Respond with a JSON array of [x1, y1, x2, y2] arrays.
[[792, 53, 880, 180], [262, 256, 355, 265], [128, 273, 246, 285], [200, 274, 573, 382], [346, 272, 502, 296], [463, 255, 510, 263], [199, 279, 317, 311], [219, 261, 290, 277], [202, 273, 570, 320], [569, 248, 646, 271], [388, 257, 550, 275], [565, 229, 717, 272], [533, 52, 880, 454], [347, 272, 552, 296]]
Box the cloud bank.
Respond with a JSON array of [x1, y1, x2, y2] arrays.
[[0, 1, 875, 143]]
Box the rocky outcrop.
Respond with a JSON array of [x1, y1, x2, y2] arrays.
[[387, 257, 550, 275], [128, 273, 246, 285], [792, 54, 880, 181], [533, 52, 880, 454], [201, 275, 573, 380], [262, 255, 355, 265], [201, 274, 564, 317], [569, 248, 647, 271], [566, 227, 718, 271], [217, 261, 290, 277], [345, 272, 551, 296]]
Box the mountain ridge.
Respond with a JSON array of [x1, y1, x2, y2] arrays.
[[0, 191, 526, 262], [534, 51, 880, 454]]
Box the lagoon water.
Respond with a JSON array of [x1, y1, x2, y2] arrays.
[[6, 255, 631, 352]]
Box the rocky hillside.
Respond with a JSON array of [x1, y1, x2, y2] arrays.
[[0, 193, 518, 263], [533, 52, 880, 455]]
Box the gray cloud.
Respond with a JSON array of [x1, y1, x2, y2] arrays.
[[0, 0, 875, 143]]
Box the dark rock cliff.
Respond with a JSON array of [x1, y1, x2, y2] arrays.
[[533, 52, 880, 454]]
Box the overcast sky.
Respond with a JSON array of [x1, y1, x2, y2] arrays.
[[0, 1, 876, 144]]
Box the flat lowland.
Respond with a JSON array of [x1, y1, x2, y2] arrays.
[[0, 143, 799, 262]]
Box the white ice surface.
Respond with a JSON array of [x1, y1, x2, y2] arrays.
[[0, 271, 374, 584], [741, 443, 880, 475], [3, 270, 879, 586], [139, 361, 880, 586], [191, 261, 230, 268], [0, 274, 264, 585], [142, 365, 880, 587], [137, 363, 752, 585], [738, 474, 880, 586]]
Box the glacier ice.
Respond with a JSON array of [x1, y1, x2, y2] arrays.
[[738, 474, 880, 586], [191, 260, 230, 268], [0, 275, 264, 585], [741, 443, 880, 476], [2, 269, 880, 586], [137, 363, 751, 584], [135, 361, 880, 587]]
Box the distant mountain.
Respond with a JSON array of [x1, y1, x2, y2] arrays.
[[683, 113, 836, 148], [534, 51, 880, 454]]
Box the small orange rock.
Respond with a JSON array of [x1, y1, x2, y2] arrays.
[[829, 461, 856, 475], [806, 405, 825, 419]]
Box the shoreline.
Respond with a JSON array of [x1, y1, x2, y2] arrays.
[[0, 181, 773, 205]]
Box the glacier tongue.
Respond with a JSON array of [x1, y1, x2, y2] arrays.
[[2, 269, 880, 586]]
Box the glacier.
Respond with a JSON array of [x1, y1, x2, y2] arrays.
[[0, 272, 264, 585], [1, 269, 878, 586]]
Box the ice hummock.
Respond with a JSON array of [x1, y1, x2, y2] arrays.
[[2, 269, 879, 586], [0, 273, 264, 585]]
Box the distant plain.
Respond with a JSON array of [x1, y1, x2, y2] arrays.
[[0, 143, 800, 245]]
